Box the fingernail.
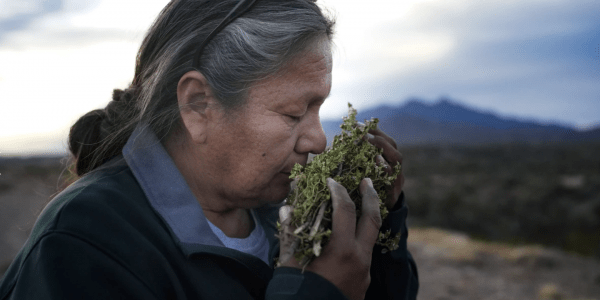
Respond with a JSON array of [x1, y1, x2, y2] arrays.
[[367, 133, 375, 140], [365, 178, 373, 188], [376, 155, 389, 168], [326, 178, 336, 185], [279, 205, 293, 223]]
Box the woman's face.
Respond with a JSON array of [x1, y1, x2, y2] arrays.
[[202, 41, 332, 208]]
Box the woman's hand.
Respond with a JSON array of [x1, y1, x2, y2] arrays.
[[278, 178, 382, 300], [364, 125, 404, 210]]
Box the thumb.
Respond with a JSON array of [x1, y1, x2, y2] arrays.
[[278, 205, 299, 266], [279, 205, 293, 225]]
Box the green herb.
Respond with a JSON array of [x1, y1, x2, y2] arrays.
[[279, 103, 402, 268]]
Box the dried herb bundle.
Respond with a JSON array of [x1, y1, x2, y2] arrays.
[[279, 104, 401, 268]]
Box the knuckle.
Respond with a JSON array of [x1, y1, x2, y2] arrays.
[[370, 135, 384, 148], [367, 213, 383, 229], [331, 182, 346, 194], [357, 255, 371, 275], [329, 180, 347, 196], [378, 136, 389, 148], [336, 199, 356, 215], [337, 247, 355, 262], [375, 155, 387, 168], [398, 152, 403, 164], [364, 186, 379, 200]]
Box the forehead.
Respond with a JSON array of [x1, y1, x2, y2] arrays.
[[247, 41, 333, 110], [281, 41, 332, 80]]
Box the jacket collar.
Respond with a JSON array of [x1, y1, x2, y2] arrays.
[[122, 124, 281, 267]]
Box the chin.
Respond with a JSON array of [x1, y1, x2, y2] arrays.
[[260, 182, 292, 205]]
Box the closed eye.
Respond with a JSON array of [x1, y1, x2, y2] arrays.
[[287, 114, 302, 121]]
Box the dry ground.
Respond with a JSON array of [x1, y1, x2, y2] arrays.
[[1, 157, 66, 275], [409, 227, 600, 300]]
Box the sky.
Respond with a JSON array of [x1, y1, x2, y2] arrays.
[[1, 0, 599, 155]]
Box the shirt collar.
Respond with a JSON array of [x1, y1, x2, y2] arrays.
[[122, 124, 224, 252]]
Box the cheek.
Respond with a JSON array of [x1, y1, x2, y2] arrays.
[[237, 144, 293, 187], [230, 118, 297, 180], [255, 121, 297, 156], [262, 138, 297, 163]]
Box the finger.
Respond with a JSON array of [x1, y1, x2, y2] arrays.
[[327, 178, 356, 242], [398, 173, 405, 191], [366, 134, 403, 167], [278, 205, 301, 266], [375, 154, 391, 175], [356, 178, 382, 246], [368, 126, 397, 149], [279, 205, 293, 225]]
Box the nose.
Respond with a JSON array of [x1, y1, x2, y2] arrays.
[[295, 113, 327, 155]]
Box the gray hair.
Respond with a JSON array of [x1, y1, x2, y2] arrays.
[[69, 0, 335, 175]]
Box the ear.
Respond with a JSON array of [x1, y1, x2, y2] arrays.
[[177, 70, 219, 144]]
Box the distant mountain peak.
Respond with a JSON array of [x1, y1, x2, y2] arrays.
[[320, 97, 599, 146], [435, 97, 453, 105], [434, 98, 467, 109], [403, 97, 470, 112]]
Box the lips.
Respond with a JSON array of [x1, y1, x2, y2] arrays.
[[281, 159, 308, 177], [281, 168, 295, 181], [281, 167, 296, 175]]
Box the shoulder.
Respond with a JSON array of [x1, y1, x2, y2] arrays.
[[36, 156, 173, 253], [34, 157, 152, 239], [0, 157, 175, 297]]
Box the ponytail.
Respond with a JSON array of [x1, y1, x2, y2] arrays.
[[68, 88, 137, 176]]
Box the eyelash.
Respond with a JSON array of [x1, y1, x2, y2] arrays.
[[287, 114, 302, 122]]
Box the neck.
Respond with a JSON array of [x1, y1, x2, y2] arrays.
[[205, 208, 255, 238], [165, 134, 255, 238]]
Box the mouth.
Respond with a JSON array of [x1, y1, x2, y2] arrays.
[[281, 159, 308, 178], [284, 159, 308, 172], [280, 169, 295, 183], [281, 167, 296, 176]]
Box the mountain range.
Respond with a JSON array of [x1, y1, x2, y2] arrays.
[[320, 98, 600, 146]]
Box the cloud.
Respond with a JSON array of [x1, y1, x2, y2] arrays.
[[0, 0, 105, 41], [0, 0, 168, 50], [0, 0, 145, 50], [0, 0, 62, 40], [320, 0, 600, 127], [0, 131, 68, 156], [0, 0, 165, 154], [0, 41, 139, 137], [4, 27, 138, 50]]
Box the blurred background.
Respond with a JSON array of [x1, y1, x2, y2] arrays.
[[1, 0, 599, 299]]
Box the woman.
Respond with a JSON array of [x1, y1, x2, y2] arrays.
[[0, 0, 418, 299]]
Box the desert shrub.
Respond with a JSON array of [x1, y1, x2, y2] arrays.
[[0, 182, 13, 193], [402, 142, 600, 257], [23, 165, 55, 177]]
